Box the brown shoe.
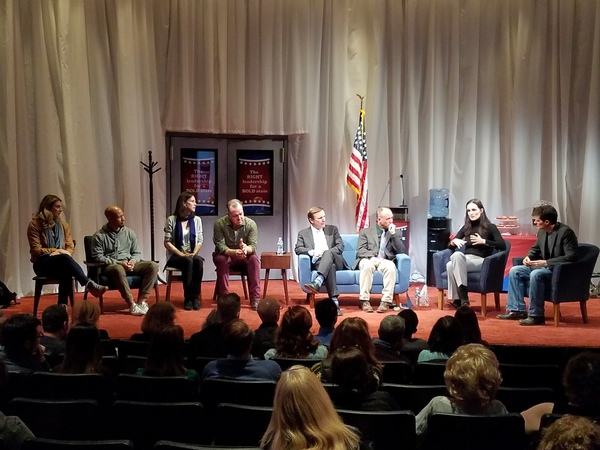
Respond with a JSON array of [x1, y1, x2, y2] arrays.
[[361, 301, 374, 313], [87, 281, 108, 298]]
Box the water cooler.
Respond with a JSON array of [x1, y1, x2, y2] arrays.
[[427, 189, 451, 286]]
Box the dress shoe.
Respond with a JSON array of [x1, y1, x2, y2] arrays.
[[337, 308, 343, 316], [192, 299, 201, 311], [519, 316, 545, 326], [183, 300, 193, 311], [304, 282, 320, 294], [448, 299, 461, 309], [360, 301, 374, 313], [497, 311, 528, 320]]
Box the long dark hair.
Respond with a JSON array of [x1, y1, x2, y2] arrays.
[[328, 317, 381, 370], [427, 316, 464, 357], [462, 198, 491, 236], [173, 192, 195, 219], [56, 323, 103, 374], [144, 325, 187, 377], [275, 306, 320, 357], [454, 305, 483, 345]]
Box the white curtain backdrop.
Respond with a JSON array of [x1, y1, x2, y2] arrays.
[[2, 0, 599, 296]]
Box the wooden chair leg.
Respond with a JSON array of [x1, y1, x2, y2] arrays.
[[580, 301, 589, 324], [393, 293, 400, 307], [98, 293, 104, 314], [165, 271, 173, 302], [309, 293, 315, 308], [437, 289, 444, 310], [553, 304, 560, 327], [241, 274, 249, 300], [494, 292, 500, 311], [480, 293, 487, 316], [154, 284, 160, 302], [33, 281, 43, 317]]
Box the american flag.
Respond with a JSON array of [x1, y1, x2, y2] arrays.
[[347, 109, 369, 231]]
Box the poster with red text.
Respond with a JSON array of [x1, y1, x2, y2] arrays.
[[181, 148, 217, 215], [236, 150, 273, 215]]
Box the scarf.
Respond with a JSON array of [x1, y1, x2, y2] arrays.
[[45, 219, 65, 249], [174, 215, 196, 252]]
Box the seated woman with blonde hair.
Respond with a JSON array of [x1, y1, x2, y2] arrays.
[[260, 365, 361, 450], [72, 301, 110, 340], [415, 343, 507, 437]]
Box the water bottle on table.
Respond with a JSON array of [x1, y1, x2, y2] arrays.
[[276, 237, 284, 255]]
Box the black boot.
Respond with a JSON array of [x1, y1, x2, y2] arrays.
[[458, 285, 470, 306], [183, 299, 193, 311]]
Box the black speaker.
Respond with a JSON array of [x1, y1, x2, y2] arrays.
[[427, 218, 452, 286]]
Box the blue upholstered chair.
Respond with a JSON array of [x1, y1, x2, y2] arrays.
[[297, 233, 411, 308], [82, 236, 160, 313], [432, 239, 511, 316], [512, 243, 599, 327]]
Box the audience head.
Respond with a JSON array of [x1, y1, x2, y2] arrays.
[[1, 314, 42, 358], [444, 343, 502, 410], [315, 298, 338, 329], [328, 317, 380, 369], [378, 315, 405, 349], [532, 204, 558, 226], [174, 191, 196, 218], [398, 309, 419, 338], [56, 323, 103, 374], [562, 351, 600, 410], [538, 415, 600, 450], [331, 346, 375, 397], [145, 325, 187, 377], [261, 365, 361, 450], [257, 298, 281, 325], [216, 293, 241, 324], [223, 318, 254, 357], [275, 305, 320, 358], [41, 304, 69, 337], [141, 301, 176, 335], [35, 194, 63, 225], [72, 301, 101, 327], [428, 316, 464, 357], [454, 305, 482, 345]]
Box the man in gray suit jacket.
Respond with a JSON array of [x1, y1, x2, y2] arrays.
[[498, 204, 579, 326], [295, 206, 348, 315], [354, 207, 406, 313]]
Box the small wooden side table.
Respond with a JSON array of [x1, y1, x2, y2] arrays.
[[261, 251, 291, 305]]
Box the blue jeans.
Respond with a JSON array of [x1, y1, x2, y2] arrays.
[[506, 265, 552, 317]]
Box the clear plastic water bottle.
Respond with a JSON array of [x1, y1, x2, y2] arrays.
[[415, 287, 420, 300], [276, 237, 284, 255]]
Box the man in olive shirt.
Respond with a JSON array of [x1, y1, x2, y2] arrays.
[[213, 199, 261, 310]]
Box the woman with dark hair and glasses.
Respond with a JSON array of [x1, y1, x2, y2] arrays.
[[164, 192, 204, 310], [446, 198, 505, 308]]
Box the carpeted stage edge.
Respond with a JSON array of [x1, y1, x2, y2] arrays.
[[6, 281, 600, 348]]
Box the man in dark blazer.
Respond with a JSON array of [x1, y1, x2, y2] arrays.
[[498, 204, 579, 325], [354, 207, 405, 313], [295, 206, 348, 315]]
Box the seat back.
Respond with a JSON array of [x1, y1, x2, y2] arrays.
[[499, 364, 561, 392], [84, 235, 99, 280], [212, 403, 273, 447], [116, 339, 150, 369], [380, 360, 413, 384], [381, 383, 447, 414], [337, 409, 416, 450], [22, 438, 135, 450], [199, 378, 277, 413], [116, 374, 198, 402], [271, 357, 321, 371], [412, 362, 447, 385], [28, 372, 110, 404], [340, 234, 359, 268], [496, 387, 554, 413], [155, 442, 261, 450], [551, 243, 600, 303], [426, 413, 527, 450]]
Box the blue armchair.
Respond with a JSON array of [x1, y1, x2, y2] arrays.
[[297, 234, 411, 308], [512, 243, 599, 327], [432, 239, 511, 316]]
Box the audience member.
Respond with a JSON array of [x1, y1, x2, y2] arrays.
[[40, 304, 68, 357], [260, 365, 361, 450], [92, 205, 159, 316], [264, 306, 327, 360], [415, 344, 507, 438], [372, 315, 410, 363], [251, 298, 281, 359], [521, 351, 600, 434], [164, 192, 204, 311], [213, 199, 261, 310], [454, 305, 489, 346], [130, 301, 176, 342], [314, 298, 338, 347], [0, 314, 50, 373], [312, 317, 382, 385], [537, 415, 600, 450], [398, 309, 428, 351], [329, 346, 399, 411], [203, 319, 281, 381], [72, 301, 110, 340], [27, 194, 107, 307], [417, 316, 463, 363], [138, 325, 199, 383], [0, 358, 35, 448], [189, 293, 241, 358], [54, 323, 106, 375]]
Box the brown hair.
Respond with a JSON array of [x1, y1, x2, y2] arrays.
[[275, 306, 320, 358], [34, 194, 62, 227], [538, 415, 600, 450], [307, 206, 324, 220], [328, 317, 381, 370], [141, 302, 176, 335]]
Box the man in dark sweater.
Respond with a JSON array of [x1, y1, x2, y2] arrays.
[[0, 314, 50, 373], [40, 304, 68, 359]]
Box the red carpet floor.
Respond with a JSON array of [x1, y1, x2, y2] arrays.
[[6, 281, 600, 347]]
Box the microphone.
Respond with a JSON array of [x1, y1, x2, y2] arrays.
[[400, 174, 406, 207]]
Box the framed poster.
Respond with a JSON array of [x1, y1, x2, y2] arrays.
[[236, 150, 273, 215], [180, 148, 218, 215]]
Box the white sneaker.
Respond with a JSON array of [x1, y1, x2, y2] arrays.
[[139, 301, 149, 314], [129, 303, 144, 316]]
